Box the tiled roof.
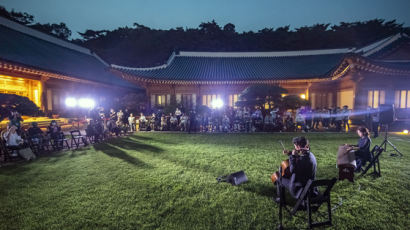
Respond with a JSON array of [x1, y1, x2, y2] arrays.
[[356, 33, 410, 58], [112, 49, 353, 81], [0, 17, 138, 89]]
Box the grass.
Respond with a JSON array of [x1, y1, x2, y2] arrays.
[[0, 132, 409, 230]]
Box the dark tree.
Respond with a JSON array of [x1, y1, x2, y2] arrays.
[[0, 94, 41, 122], [30, 23, 72, 40]]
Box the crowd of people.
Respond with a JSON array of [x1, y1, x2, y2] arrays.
[[1, 110, 69, 160], [89, 105, 356, 134]]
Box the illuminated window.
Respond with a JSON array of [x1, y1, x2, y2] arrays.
[[228, 94, 239, 108], [368, 90, 385, 108], [394, 90, 410, 108], [155, 94, 166, 106]]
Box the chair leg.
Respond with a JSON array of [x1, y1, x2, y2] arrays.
[[307, 196, 312, 229]]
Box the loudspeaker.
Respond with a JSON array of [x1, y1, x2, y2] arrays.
[[217, 170, 248, 186], [379, 104, 395, 124]]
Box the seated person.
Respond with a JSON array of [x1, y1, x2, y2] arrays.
[[3, 125, 24, 157], [47, 120, 63, 149], [275, 136, 317, 201], [347, 126, 371, 172], [28, 122, 44, 149]]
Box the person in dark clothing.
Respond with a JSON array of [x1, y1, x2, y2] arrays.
[[47, 120, 63, 149], [275, 136, 317, 200], [28, 122, 44, 149], [371, 108, 380, 138], [347, 126, 371, 172]]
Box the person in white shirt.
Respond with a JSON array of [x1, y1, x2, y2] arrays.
[[128, 113, 136, 132], [3, 125, 23, 157]]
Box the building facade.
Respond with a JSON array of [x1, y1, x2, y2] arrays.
[[111, 34, 410, 119], [0, 17, 139, 114]]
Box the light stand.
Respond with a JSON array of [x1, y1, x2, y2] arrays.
[[380, 124, 403, 157]]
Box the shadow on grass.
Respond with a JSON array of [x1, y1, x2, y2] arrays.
[[114, 138, 164, 154], [244, 183, 276, 198], [94, 142, 153, 168]]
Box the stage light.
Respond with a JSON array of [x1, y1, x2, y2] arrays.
[[211, 98, 224, 109], [403, 130, 409, 134], [65, 97, 77, 107], [78, 98, 95, 109], [300, 94, 306, 99]]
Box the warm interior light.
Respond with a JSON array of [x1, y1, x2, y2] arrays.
[[65, 97, 77, 107], [300, 94, 306, 99], [403, 130, 409, 134], [211, 98, 224, 109], [78, 98, 95, 108]]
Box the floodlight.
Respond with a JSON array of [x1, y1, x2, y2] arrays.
[[211, 98, 224, 109], [65, 97, 77, 107], [78, 98, 95, 109], [403, 130, 409, 134], [300, 94, 306, 99]]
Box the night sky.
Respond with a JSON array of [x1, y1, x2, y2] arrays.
[[2, 0, 410, 39]]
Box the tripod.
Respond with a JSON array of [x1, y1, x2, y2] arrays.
[[380, 124, 403, 157]]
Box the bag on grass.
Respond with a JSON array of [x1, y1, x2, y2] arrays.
[[217, 170, 248, 186], [19, 148, 36, 161]]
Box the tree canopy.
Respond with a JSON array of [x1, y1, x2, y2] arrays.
[[1, 5, 409, 66], [0, 94, 42, 122]]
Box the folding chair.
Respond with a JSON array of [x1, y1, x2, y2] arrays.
[[70, 130, 88, 149], [361, 145, 383, 177], [51, 132, 70, 151], [277, 170, 337, 229]]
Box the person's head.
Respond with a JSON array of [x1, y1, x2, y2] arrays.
[[50, 120, 57, 126], [110, 108, 114, 112], [140, 113, 144, 116], [32, 122, 38, 127], [357, 126, 369, 138], [292, 136, 308, 150], [130, 113, 134, 117], [9, 125, 17, 133]]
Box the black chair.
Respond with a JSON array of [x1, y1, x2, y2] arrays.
[[277, 172, 337, 229], [70, 130, 87, 149], [51, 132, 70, 151], [361, 145, 383, 177]]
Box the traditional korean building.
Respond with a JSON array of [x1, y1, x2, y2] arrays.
[[0, 17, 139, 114], [111, 33, 410, 119]]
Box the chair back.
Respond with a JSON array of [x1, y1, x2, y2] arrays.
[[70, 130, 82, 139]]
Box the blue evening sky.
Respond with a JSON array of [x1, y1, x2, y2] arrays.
[[2, 0, 410, 38]]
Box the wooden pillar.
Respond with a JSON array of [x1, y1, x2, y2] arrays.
[[40, 76, 49, 111]]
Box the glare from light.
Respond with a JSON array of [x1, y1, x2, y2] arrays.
[[211, 98, 224, 109], [403, 129, 409, 134], [300, 94, 306, 99], [78, 98, 95, 109], [65, 97, 77, 107]]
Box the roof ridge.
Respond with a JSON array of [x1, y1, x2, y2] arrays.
[[178, 48, 355, 57], [0, 16, 92, 55], [357, 33, 402, 57]]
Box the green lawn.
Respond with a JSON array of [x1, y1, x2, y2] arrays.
[[0, 133, 409, 230]]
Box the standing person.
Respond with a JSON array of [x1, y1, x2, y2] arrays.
[[128, 113, 136, 132], [372, 108, 380, 138], [295, 110, 306, 132], [123, 109, 130, 130], [175, 108, 182, 123], [9, 110, 23, 133], [322, 108, 331, 130], [312, 108, 320, 130], [334, 107, 343, 132], [364, 106, 372, 131], [342, 106, 350, 132], [188, 110, 197, 133]]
